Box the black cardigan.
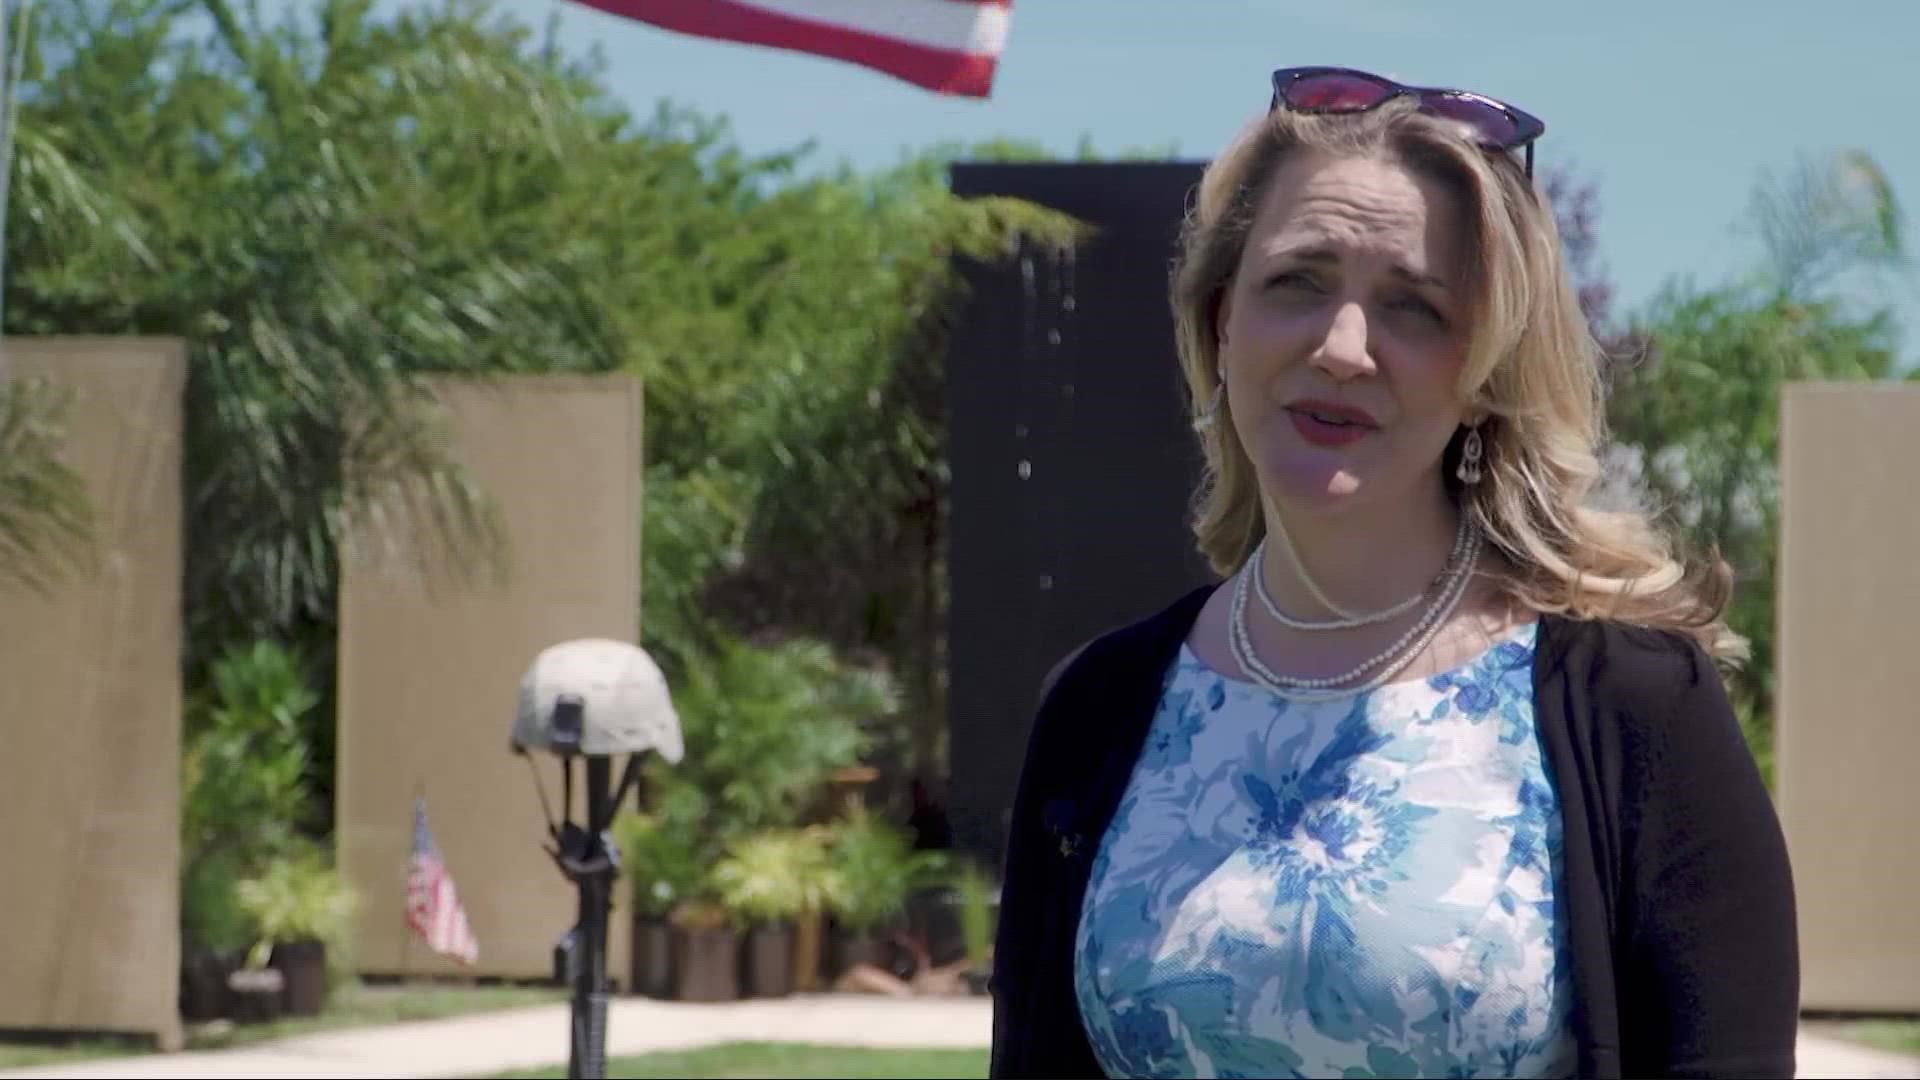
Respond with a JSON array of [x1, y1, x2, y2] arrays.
[[989, 585, 1798, 1079]]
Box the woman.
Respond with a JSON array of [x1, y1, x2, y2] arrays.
[[989, 67, 1797, 1080]]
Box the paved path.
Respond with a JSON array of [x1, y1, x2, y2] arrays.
[[1798, 1024, 1920, 1080], [0, 995, 1913, 1079], [0, 996, 991, 1079]]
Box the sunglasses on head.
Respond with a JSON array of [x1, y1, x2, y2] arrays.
[[1269, 66, 1546, 178]]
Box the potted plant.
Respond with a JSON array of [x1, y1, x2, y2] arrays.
[[177, 638, 326, 1021], [233, 848, 359, 1018], [712, 828, 842, 998], [613, 810, 702, 999], [179, 851, 255, 1022], [666, 893, 743, 1003], [632, 634, 889, 995], [823, 802, 947, 980], [952, 861, 999, 996]]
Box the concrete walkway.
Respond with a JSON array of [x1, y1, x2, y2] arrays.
[[1798, 1024, 1920, 1080], [1, 996, 1914, 1079], [0, 996, 991, 1080]]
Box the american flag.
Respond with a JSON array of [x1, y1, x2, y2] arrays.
[[568, 0, 1014, 99], [406, 796, 480, 965]]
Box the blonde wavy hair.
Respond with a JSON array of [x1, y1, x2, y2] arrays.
[[1173, 99, 1744, 662]]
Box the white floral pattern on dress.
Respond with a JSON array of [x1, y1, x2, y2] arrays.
[[1072, 623, 1575, 1079]]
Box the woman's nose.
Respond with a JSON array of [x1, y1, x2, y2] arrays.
[[1309, 302, 1377, 380]]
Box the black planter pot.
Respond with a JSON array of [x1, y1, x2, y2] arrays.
[[270, 939, 328, 1017], [671, 926, 740, 1002], [629, 916, 675, 999], [908, 887, 969, 969], [180, 947, 240, 1022], [225, 966, 286, 1025], [743, 923, 795, 998], [829, 926, 895, 981]]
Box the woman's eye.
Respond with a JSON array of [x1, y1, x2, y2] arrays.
[[1393, 295, 1446, 324], [1267, 271, 1321, 292]]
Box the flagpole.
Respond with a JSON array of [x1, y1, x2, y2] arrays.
[[402, 780, 425, 981]]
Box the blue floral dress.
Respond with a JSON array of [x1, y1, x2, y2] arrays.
[[1072, 623, 1576, 1079]]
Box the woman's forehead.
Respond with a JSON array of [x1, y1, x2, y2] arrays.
[[1246, 152, 1466, 276]]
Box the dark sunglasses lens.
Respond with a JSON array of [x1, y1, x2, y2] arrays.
[[1421, 94, 1523, 146], [1285, 72, 1395, 111]]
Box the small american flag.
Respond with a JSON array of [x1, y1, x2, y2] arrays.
[[406, 796, 480, 965]]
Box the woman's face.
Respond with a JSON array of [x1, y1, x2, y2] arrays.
[[1216, 148, 1474, 516]]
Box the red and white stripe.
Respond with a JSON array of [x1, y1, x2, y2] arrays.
[[571, 0, 1014, 98], [407, 853, 480, 965]]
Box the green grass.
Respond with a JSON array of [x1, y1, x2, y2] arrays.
[[1844, 1019, 1920, 1055], [0, 1037, 143, 1069], [481, 1043, 988, 1079], [0, 981, 565, 1069]]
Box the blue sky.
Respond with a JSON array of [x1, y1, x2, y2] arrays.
[[275, 0, 1920, 354]]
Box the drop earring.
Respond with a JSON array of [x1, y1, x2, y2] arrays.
[[1456, 423, 1484, 485], [1193, 378, 1224, 432]]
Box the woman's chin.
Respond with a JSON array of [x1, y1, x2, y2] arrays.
[[1259, 450, 1366, 507]]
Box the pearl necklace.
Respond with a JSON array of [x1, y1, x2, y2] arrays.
[[1228, 524, 1482, 701], [1253, 512, 1471, 632]]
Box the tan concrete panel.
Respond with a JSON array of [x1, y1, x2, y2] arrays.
[[336, 374, 642, 983], [1777, 382, 1920, 1012], [0, 338, 187, 1047]]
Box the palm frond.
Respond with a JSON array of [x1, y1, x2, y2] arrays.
[[0, 374, 99, 593], [330, 377, 510, 598]]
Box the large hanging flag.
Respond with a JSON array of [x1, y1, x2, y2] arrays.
[[570, 0, 1014, 99]]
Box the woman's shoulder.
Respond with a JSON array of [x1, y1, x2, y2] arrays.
[[1036, 584, 1216, 708], [1534, 612, 1746, 766], [1011, 585, 1217, 817], [1536, 612, 1726, 699]]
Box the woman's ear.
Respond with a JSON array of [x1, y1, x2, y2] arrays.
[[1213, 287, 1233, 348]]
